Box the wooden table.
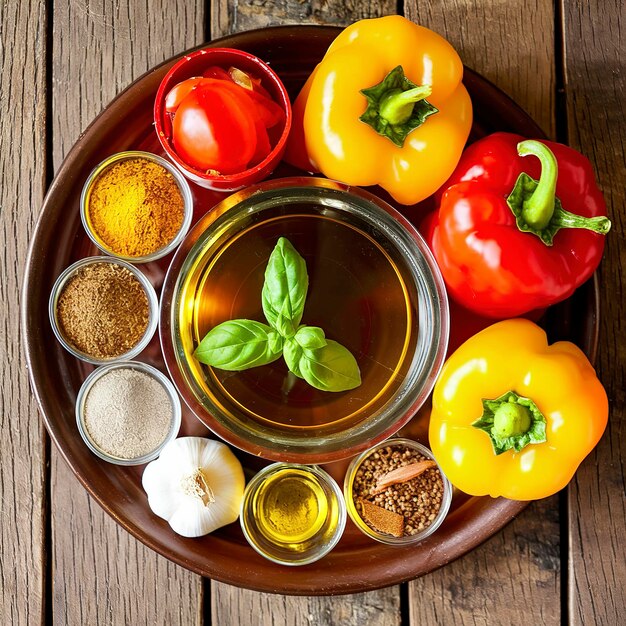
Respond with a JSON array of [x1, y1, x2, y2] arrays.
[[2, 1, 624, 624]]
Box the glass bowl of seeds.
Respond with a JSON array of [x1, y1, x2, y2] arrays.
[[80, 151, 194, 263], [343, 437, 452, 545], [49, 256, 158, 365], [75, 361, 182, 465]]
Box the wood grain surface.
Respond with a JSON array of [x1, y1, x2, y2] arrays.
[[562, 0, 626, 624], [212, 583, 401, 626], [0, 1, 47, 624], [409, 497, 560, 624], [1, 0, 624, 624], [405, 0, 555, 137], [211, 0, 395, 38], [49, 1, 205, 623]]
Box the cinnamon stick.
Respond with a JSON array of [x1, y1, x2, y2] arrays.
[[358, 499, 405, 538], [371, 460, 436, 495]]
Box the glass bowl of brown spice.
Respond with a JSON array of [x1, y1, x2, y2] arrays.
[[80, 151, 193, 263], [343, 438, 452, 546], [49, 256, 158, 365]]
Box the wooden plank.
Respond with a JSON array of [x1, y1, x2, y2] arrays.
[[409, 498, 560, 624], [561, 0, 626, 623], [212, 583, 401, 626], [405, 0, 556, 137], [404, 2, 560, 623], [211, 0, 396, 39], [209, 2, 402, 623], [0, 1, 47, 624], [50, 1, 206, 623], [50, 470, 204, 625]]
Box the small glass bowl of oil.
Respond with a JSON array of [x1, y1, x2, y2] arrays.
[[240, 463, 346, 566]]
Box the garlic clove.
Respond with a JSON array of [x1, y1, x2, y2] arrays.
[[169, 495, 238, 537], [168, 436, 206, 474], [142, 436, 245, 538], [141, 456, 186, 520]]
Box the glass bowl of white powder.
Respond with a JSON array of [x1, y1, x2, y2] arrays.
[[75, 361, 182, 465]]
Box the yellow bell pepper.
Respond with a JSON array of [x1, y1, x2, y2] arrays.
[[429, 319, 608, 500], [287, 15, 473, 205]]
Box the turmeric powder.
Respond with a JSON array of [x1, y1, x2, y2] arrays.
[[87, 157, 185, 257]]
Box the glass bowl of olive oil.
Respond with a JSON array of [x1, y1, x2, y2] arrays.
[[160, 177, 449, 463], [240, 463, 346, 566]]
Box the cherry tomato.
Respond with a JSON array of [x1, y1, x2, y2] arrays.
[[245, 88, 285, 128], [201, 66, 284, 126], [165, 66, 285, 174], [172, 81, 257, 174], [165, 77, 204, 113], [250, 119, 271, 166], [209, 79, 279, 129]]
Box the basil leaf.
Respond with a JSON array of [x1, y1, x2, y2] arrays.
[[294, 325, 327, 350], [262, 237, 308, 338], [283, 338, 304, 379], [286, 339, 361, 392], [194, 320, 284, 372]]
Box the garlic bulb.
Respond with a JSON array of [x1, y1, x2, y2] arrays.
[[142, 437, 245, 538]]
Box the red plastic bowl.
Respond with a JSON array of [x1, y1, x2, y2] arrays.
[[154, 47, 292, 191]]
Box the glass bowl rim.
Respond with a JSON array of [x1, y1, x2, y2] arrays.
[[75, 360, 182, 466], [160, 176, 450, 463]]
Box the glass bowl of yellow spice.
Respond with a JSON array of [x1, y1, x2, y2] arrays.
[[240, 463, 346, 566], [80, 151, 193, 263]]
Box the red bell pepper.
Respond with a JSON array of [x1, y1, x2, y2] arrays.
[[424, 132, 611, 318]]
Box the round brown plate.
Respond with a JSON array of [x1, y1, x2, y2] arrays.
[[22, 26, 599, 595]]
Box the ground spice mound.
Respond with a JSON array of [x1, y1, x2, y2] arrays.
[[353, 445, 444, 537], [88, 158, 184, 257], [57, 262, 149, 359], [83, 368, 172, 459]]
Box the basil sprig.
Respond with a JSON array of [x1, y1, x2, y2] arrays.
[[261, 237, 308, 338], [194, 237, 361, 393]]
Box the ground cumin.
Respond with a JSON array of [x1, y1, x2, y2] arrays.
[[57, 262, 149, 359], [87, 157, 184, 257]]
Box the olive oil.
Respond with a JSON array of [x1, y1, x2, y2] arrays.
[[253, 468, 333, 546], [177, 208, 419, 437], [240, 463, 346, 564]]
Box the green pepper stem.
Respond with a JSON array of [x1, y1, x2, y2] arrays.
[[359, 66, 438, 147], [379, 85, 432, 126], [517, 140, 558, 230], [472, 390, 547, 455], [492, 400, 531, 439], [509, 140, 612, 242], [551, 208, 611, 234]]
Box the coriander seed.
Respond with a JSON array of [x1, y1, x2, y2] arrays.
[[347, 440, 450, 542]]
